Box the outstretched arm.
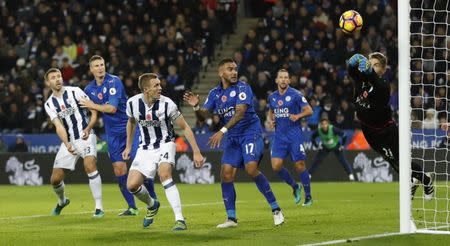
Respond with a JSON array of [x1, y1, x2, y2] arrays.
[[183, 91, 210, 120], [79, 99, 117, 114]]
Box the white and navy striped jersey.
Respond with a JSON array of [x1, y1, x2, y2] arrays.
[[44, 86, 91, 142], [126, 94, 180, 150]]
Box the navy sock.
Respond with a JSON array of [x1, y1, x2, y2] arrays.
[[143, 178, 157, 199], [253, 173, 279, 210], [117, 174, 136, 209], [299, 170, 311, 198], [276, 167, 299, 190], [221, 182, 236, 219]]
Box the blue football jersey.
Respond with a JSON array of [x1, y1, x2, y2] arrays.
[[268, 87, 309, 141], [84, 73, 128, 135], [203, 81, 262, 137]]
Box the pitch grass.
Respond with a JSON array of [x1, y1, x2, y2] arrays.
[[0, 182, 448, 245]]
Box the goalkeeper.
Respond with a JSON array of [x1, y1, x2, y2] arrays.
[[309, 118, 354, 181], [347, 52, 434, 199]]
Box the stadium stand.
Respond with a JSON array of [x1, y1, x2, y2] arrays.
[[0, 0, 234, 134]]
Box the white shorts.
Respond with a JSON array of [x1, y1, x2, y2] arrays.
[[130, 142, 176, 178], [53, 134, 97, 170]]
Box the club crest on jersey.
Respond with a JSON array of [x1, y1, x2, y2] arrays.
[[285, 96, 291, 102], [277, 100, 283, 106], [109, 88, 117, 95], [221, 95, 227, 102], [103, 87, 107, 93], [146, 114, 152, 120], [97, 93, 103, 100], [238, 92, 246, 100], [230, 91, 236, 97]]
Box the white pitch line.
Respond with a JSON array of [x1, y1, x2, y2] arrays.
[[0, 201, 240, 220], [300, 232, 408, 246]]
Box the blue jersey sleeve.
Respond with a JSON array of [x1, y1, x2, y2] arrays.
[[236, 84, 253, 106], [203, 89, 216, 113], [108, 77, 124, 108], [267, 94, 274, 110], [296, 92, 309, 109]]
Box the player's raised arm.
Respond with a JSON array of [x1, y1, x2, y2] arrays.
[[183, 91, 211, 120], [347, 53, 373, 83], [174, 115, 204, 168]]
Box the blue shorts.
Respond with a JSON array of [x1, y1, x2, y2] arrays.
[[107, 130, 139, 163], [271, 136, 306, 162], [221, 134, 264, 169]]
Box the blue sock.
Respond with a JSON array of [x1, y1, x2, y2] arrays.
[[299, 170, 311, 198], [276, 167, 299, 190], [253, 173, 279, 211], [117, 174, 136, 209], [221, 182, 236, 219], [143, 178, 157, 199]]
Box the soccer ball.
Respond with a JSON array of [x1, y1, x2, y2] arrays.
[[339, 10, 363, 34]]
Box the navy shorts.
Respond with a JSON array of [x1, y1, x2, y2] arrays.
[[107, 130, 139, 163], [271, 136, 306, 162], [221, 134, 264, 168]]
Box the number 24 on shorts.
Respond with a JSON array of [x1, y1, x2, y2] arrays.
[[161, 152, 169, 159]]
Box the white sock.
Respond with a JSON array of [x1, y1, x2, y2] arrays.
[[53, 181, 66, 205], [88, 171, 103, 210], [349, 174, 355, 181], [132, 185, 154, 208], [162, 178, 184, 221]]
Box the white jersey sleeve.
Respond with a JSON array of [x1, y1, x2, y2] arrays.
[[126, 98, 133, 118], [74, 87, 89, 101], [167, 99, 181, 123], [44, 100, 58, 121]]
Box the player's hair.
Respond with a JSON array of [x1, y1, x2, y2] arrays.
[[89, 55, 104, 66], [218, 58, 236, 68], [369, 52, 387, 67], [44, 68, 61, 81], [138, 73, 159, 91], [277, 69, 289, 77]]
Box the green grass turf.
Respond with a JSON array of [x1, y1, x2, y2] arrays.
[[0, 182, 448, 245]]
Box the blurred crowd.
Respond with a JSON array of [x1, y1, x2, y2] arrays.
[[0, 0, 236, 133], [194, 0, 404, 135], [228, 0, 401, 134], [0, 0, 448, 136], [410, 0, 450, 129]]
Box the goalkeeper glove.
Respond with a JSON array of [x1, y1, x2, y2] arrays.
[[348, 54, 372, 74]]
